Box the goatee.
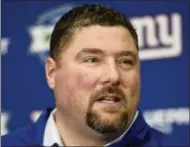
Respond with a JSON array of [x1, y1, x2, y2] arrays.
[[86, 86, 129, 134]]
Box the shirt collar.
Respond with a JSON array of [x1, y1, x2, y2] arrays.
[[43, 109, 139, 146], [43, 109, 63, 146]]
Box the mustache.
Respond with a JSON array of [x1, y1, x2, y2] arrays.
[[90, 86, 126, 104]]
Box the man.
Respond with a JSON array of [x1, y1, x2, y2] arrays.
[[2, 4, 166, 146]]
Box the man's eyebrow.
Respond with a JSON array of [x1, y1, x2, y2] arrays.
[[115, 50, 138, 58], [79, 48, 104, 54], [75, 48, 104, 59], [75, 48, 138, 59]]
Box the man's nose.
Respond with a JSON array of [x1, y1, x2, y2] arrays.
[[101, 62, 120, 85]]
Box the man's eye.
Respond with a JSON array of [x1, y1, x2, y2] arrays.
[[119, 59, 133, 65], [118, 59, 135, 69], [84, 57, 99, 63]]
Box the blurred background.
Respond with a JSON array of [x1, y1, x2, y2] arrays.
[[1, 0, 189, 146]]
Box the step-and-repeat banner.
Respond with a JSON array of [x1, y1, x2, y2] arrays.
[[1, 1, 189, 146]]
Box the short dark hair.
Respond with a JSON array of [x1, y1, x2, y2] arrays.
[[50, 4, 138, 62]]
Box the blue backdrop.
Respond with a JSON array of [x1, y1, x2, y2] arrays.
[[1, 0, 189, 146]]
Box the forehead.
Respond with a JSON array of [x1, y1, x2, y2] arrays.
[[64, 25, 137, 56]]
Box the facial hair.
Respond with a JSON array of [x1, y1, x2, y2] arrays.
[[86, 86, 129, 134]]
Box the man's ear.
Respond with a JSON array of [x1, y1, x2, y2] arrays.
[[45, 57, 57, 89]]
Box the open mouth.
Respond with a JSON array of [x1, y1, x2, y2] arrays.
[[96, 95, 121, 103]]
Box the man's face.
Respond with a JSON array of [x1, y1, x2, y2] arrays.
[[46, 25, 140, 135]]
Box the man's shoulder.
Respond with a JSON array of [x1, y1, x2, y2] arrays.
[[118, 111, 169, 146], [146, 126, 169, 146], [1, 108, 53, 146], [1, 123, 35, 146]]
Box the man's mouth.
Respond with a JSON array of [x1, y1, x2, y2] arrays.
[[92, 95, 123, 114], [96, 95, 121, 103]]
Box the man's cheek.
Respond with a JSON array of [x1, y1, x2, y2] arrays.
[[123, 72, 140, 86], [122, 75, 140, 97], [75, 73, 97, 91]]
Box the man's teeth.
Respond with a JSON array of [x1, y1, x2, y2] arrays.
[[98, 97, 120, 102], [101, 99, 116, 103]]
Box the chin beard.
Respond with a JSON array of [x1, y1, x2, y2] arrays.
[[86, 108, 129, 134]]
